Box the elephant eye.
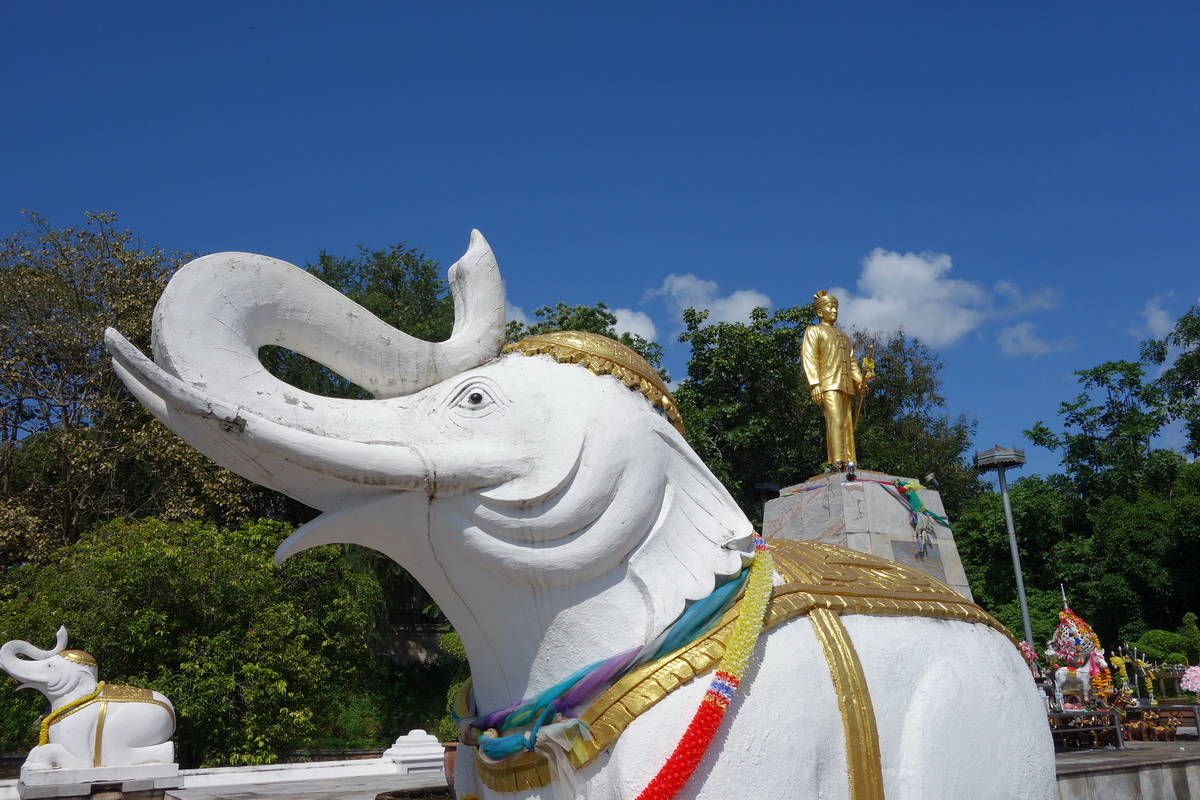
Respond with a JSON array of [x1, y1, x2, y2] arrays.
[[454, 385, 497, 413]]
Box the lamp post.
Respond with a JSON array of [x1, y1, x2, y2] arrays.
[[974, 446, 1033, 646]]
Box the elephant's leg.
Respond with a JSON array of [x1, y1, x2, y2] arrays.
[[25, 743, 89, 770], [101, 741, 175, 767]]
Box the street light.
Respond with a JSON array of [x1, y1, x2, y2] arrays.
[[974, 446, 1033, 646]]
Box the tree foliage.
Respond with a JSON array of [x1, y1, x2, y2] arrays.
[[0, 214, 271, 566], [1142, 306, 1200, 458], [955, 305, 1200, 646], [260, 243, 454, 399], [1025, 360, 1169, 500], [673, 305, 980, 523], [0, 518, 384, 767]]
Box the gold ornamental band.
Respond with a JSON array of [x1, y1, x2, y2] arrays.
[[809, 607, 885, 800]]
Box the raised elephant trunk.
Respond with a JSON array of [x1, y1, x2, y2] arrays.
[[0, 628, 71, 690], [0, 626, 68, 684], [103, 230, 506, 509], [150, 228, 505, 407]]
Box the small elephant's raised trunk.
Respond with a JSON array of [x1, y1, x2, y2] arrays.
[[0, 627, 70, 690]]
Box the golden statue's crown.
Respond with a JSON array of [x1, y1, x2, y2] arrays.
[[503, 331, 684, 434], [59, 650, 97, 667]]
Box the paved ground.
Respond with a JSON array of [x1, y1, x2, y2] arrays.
[[165, 772, 446, 800]]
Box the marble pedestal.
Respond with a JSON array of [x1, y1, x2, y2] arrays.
[[762, 470, 973, 600]]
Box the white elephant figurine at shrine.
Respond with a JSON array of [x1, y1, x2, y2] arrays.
[[105, 231, 1054, 799], [0, 627, 175, 770], [1054, 651, 1109, 706]]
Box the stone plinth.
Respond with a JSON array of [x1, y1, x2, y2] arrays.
[[381, 729, 443, 775], [17, 764, 178, 799], [762, 470, 973, 600]]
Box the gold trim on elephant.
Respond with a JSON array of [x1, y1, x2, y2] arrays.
[[503, 332, 684, 434], [39, 681, 176, 766]]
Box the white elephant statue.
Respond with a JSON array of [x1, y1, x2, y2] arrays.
[[1054, 651, 1108, 706], [0, 626, 175, 771], [104, 231, 1054, 799]]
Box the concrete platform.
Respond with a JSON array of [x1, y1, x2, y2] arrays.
[[1056, 740, 1200, 799]]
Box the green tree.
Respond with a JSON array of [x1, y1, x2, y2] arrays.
[[953, 473, 1080, 620], [260, 243, 454, 399], [0, 518, 383, 767], [1026, 360, 1169, 500], [1142, 305, 1200, 458], [961, 315, 1200, 645], [0, 214, 269, 566]]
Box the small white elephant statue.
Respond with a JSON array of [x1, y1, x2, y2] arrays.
[[0, 626, 176, 771], [1054, 651, 1108, 706]]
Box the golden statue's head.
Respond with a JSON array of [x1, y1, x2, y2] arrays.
[[813, 290, 839, 323]]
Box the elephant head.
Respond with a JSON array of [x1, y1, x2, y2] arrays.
[[103, 231, 748, 706], [1, 627, 98, 700]]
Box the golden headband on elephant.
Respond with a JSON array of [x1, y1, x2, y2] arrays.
[[503, 331, 684, 435]]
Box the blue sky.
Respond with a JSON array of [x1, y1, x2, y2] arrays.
[[3, 2, 1197, 481]]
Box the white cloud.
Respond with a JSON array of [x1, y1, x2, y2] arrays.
[[827, 249, 1066, 353], [994, 281, 1060, 311], [612, 308, 657, 342], [1129, 295, 1174, 339], [829, 249, 990, 347], [506, 302, 530, 327], [997, 321, 1074, 357], [647, 273, 771, 325]]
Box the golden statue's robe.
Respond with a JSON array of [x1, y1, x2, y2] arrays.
[[802, 321, 863, 465]]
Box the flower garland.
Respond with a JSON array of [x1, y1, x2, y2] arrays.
[[38, 681, 105, 746], [633, 534, 774, 800], [1090, 659, 1114, 699], [1046, 606, 1113, 702], [1108, 655, 1130, 689]]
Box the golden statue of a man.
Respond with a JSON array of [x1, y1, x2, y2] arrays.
[[802, 290, 864, 471]]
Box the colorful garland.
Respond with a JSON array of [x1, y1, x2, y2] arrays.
[[1108, 655, 1130, 689], [1046, 606, 1114, 702], [634, 534, 774, 800]]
